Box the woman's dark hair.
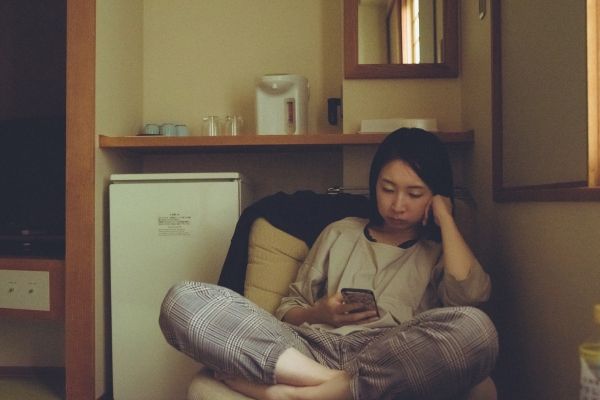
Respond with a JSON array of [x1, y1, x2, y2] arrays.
[[368, 128, 454, 241]]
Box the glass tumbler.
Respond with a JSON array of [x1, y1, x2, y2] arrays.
[[225, 115, 243, 136], [202, 116, 220, 136]]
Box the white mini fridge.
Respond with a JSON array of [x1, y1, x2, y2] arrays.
[[109, 172, 251, 400]]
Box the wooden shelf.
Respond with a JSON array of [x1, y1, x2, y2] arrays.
[[98, 131, 474, 152]]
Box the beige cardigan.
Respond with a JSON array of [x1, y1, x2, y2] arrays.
[[275, 217, 491, 335]]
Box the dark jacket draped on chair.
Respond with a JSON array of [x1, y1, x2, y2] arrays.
[[218, 190, 370, 294]]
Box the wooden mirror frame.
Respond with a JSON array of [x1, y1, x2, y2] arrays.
[[343, 0, 459, 79], [491, 0, 600, 202]]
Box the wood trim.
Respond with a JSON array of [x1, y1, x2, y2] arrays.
[[589, 0, 600, 186], [0, 258, 64, 320], [65, 0, 96, 398], [344, 0, 360, 77], [491, 0, 503, 200]]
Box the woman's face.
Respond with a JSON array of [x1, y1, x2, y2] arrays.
[[375, 159, 433, 232]]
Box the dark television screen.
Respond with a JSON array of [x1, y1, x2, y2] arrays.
[[0, 116, 65, 257]]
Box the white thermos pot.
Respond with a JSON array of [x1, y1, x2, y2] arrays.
[[255, 74, 309, 135]]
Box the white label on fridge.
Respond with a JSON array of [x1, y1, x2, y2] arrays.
[[158, 212, 192, 236]]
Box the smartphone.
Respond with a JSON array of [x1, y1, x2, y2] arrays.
[[341, 288, 379, 317]]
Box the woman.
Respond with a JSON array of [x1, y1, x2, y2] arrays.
[[160, 128, 498, 400]]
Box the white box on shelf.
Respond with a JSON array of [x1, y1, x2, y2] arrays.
[[359, 118, 438, 134]]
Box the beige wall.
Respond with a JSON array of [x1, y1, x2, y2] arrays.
[[460, 0, 495, 259], [142, 0, 343, 135], [95, 0, 144, 397], [492, 204, 600, 399], [342, 78, 462, 133], [139, 0, 347, 199]]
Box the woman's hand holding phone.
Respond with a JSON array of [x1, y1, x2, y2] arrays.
[[312, 292, 379, 328]]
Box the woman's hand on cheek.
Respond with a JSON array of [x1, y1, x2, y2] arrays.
[[430, 195, 453, 226]]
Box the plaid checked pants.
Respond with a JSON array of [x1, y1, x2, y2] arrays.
[[159, 281, 498, 400]]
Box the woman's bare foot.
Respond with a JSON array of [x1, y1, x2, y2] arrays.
[[220, 376, 295, 400], [215, 347, 353, 400], [220, 371, 352, 400]]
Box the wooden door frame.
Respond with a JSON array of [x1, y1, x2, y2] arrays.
[[65, 0, 96, 398]]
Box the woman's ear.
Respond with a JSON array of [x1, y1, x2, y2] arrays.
[[422, 199, 433, 226]]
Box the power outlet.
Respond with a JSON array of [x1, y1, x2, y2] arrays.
[[0, 269, 50, 311]]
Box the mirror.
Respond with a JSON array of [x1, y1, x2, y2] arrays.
[[492, 0, 600, 201], [344, 0, 459, 79], [358, 0, 443, 64]]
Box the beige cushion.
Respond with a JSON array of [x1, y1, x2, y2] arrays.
[[244, 218, 308, 314]]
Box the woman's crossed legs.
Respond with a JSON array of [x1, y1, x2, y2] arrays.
[[159, 282, 497, 400]]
